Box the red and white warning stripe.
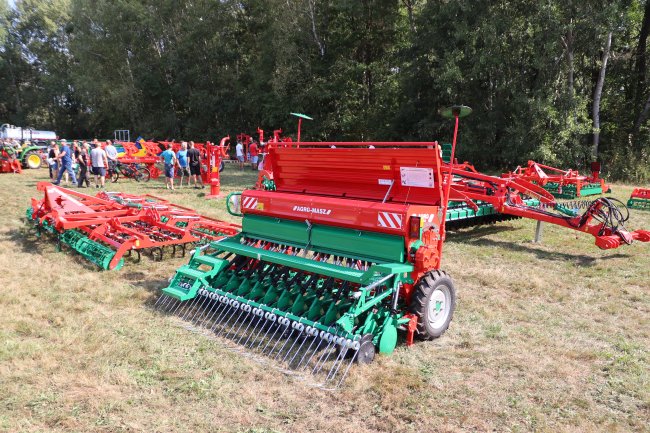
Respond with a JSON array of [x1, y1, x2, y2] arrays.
[[242, 196, 259, 210], [377, 212, 403, 229]]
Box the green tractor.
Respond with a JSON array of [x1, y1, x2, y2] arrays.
[[18, 146, 45, 169]]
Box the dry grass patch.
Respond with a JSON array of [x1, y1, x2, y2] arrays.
[[0, 169, 648, 432]]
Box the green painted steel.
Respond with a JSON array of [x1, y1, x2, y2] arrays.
[[310, 224, 405, 263], [243, 214, 406, 263], [542, 182, 605, 199], [445, 198, 540, 222], [59, 229, 123, 270], [627, 198, 650, 210], [162, 246, 410, 345]]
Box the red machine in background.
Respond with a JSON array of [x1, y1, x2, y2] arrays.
[[1, 145, 22, 174], [115, 140, 162, 179], [503, 160, 610, 199]]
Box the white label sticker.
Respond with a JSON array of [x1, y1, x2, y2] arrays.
[[400, 167, 435, 188], [378, 179, 393, 186]]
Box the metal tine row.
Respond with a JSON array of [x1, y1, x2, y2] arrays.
[[155, 252, 362, 387]]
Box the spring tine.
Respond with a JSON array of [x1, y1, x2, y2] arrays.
[[199, 298, 227, 328], [311, 339, 336, 376], [258, 321, 282, 352], [260, 322, 284, 354], [154, 294, 168, 307], [220, 307, 247, 339], [324, 345, 348, 384], [196, 294, 222, 325], [244, 315, 271, 348], [165, 299, 181, 313], [296, 337, 324, 370], [334, 349, 358, 389], [189, 295, 210, 323], [287, 333, 312, 366], [210, 300, 236, 333], [272, 328, 296, 360], [282, 330, 306, 364], [180, 296, 201, 320], [235, 312, 260, 345], [158, 295, 174, 310], [208, 300, 233, 331], [170, 298, 187, 316]]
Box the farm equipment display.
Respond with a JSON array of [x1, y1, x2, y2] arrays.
[[26, 182, 240, 270], [115, 140, 162, 179], [110, 161, 151, 183], [628, 188, 650, 210], [157, 107, 649, 387], [504, 160, 611, 199]]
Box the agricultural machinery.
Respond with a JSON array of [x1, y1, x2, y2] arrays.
[[1, 143, 22, 174], [157, 107, 649, 387], [628, 188, 650, 210], [26, 183, 240, 270], [504, 160, 610, 199]]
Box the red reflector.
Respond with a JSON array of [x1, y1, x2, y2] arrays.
[[409, 216, 421, 238]]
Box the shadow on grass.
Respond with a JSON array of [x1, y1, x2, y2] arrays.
[[459, 237, 630, 265], [446, 224, 520, 240]]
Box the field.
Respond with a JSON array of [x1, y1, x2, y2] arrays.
[[0, 167, 649, 433]]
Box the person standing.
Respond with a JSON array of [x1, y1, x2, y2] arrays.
[[90, 141, 108, 188], [236, 140, 244, 170], [104, 139, 118, 176], [249, 140, 259, 170], [161, 143, 177, 190], [187, 141, 205, 189], [53, 140, 78, 186], [177, 142, 189, 187], [76, 141, 91, 187], [47, 141, 59, 180]]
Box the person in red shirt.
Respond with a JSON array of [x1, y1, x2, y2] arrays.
[[249, 140, 259, 170]]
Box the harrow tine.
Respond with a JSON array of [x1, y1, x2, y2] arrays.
[[296, 336, 324, 371], [323, 344, 350, 385], [180, 296, 201, 321], [219, 305, 248, 339], [311, 338, 336, 376], [195, 294, 221, 326], [199, 297, 228, 328], [188, 294, 210, 323], [272, 328, 296, 360], [333, 348, 359, 389], [154, 294, 169, 307]]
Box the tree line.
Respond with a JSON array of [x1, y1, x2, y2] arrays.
[[1, 0, 650, 180]]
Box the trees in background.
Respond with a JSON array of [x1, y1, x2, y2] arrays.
[[1, 0, 650, 180]]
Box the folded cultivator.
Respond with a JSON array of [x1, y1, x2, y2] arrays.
[[628, 188, 650, 211], [158, 110, 649, 386], [504, 160, 611, 199], [27, 182, 240, 269]]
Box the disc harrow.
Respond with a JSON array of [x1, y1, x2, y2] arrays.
[[27, 182, 240, 270], [159, 110, 649, 386]]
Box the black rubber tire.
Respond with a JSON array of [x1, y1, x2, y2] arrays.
[[136, 167, 151, 182], [409, 270, 456, 340], [110, 170, 119, 183]]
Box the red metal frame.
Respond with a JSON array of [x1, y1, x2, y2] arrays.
[[630, 188, 650, 201], [30, 182, 241, 269], [503, 160, 610, 197]]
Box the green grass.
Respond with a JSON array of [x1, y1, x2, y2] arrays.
[[0, 167, 649, 432]]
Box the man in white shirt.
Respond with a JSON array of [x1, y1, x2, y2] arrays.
[[90, 141, 109, 188], [104, 139, 118, 175], [236, 141, 244, 170]]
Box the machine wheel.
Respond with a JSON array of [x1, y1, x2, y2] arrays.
[[136, 167, 151, 182], [409, 270, 456, 340], [24, 151, 42, 169], [355, 334, 376, 364], [111, 170, 120, 183]]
